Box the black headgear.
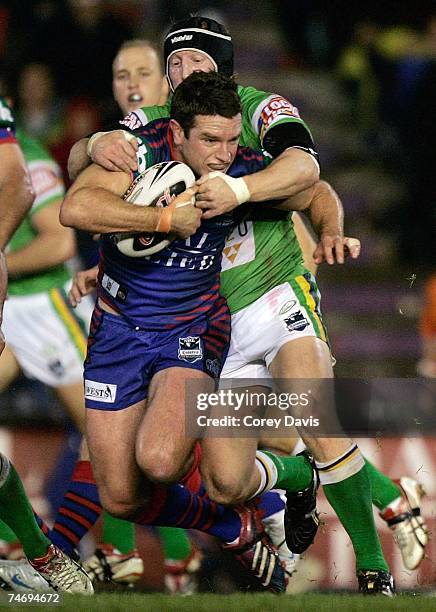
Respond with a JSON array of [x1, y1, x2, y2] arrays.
[[164, 16, 234, 91]]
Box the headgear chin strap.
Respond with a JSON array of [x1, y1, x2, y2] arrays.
[[164, 25, 234, 91]]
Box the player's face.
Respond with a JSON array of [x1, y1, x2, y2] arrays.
[[171, 114, 242, 177], [168, 51, 216, 89], [112, 46, 168, 115]]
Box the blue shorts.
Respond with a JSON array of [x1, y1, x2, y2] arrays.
[[84, 300, 230, 410]]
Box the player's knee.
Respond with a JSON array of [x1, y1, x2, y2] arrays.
[[203, 472, 248, 506], [136, 449, 181, 485], [99, 488, 140, 520]]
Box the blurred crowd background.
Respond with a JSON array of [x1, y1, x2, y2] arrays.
[[0, 0, 434, 592]]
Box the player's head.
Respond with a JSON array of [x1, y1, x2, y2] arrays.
[[170, 71, 241, 177], [112, 40, 169, 115], [164, 16, 234, 91]]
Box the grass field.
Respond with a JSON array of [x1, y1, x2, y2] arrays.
[[1, 592, 434, 611]]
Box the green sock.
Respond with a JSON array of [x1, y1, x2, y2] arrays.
[[323, 467, 389, 572], [260, 451, 313, 491], [364, 459, 401, 510], [102, 512, 135, 554], [157, 527, 192, 562], [0, 460, 50, 559], [0, 519, 19, 544]]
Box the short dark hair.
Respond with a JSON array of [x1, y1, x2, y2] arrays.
[[170, 71, 241, 136]]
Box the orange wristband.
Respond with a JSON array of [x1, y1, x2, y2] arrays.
[[155, 207, 173, 234]]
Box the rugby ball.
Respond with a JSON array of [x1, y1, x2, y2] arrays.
[[110, 161, 196, 257]]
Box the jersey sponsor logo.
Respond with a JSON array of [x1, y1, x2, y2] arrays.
[[178, 336, 202, 363], [120, 111, 143, 130], [258, 97, 301, 139], [84, 379, 117, 403], [278, 300, 297, 316], [102, 273, 119, 298], [171, 34, 193, 43], [221, 219, 255, 270], [284, 310, 308, 332], [30, 167, 59, 197]]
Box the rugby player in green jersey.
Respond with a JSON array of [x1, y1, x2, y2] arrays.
[[67, 17, 428, 593], [0, 96, 92, 594]]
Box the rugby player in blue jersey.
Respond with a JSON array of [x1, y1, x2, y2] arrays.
[[61, 71, 323, 592]]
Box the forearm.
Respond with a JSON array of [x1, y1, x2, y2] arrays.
[[0, 174, 34, 249], [61, 186, 160, 234], [244, 148, 319, 202], [68, 138, 91, 182], [6, 233, 76, 277], [306, 180, 343, 238]]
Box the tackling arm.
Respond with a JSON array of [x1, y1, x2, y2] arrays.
[[7, 199, 77, 276], [0, 143, 35, 249], [196, 148, 319, 219], [278, 180, 360, 265], [68, 131, 139, 181]]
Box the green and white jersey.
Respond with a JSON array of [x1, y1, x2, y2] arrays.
[[7, 131, 69, 296], [220, 207, 305, 314], [120, 84, 313, 151], [119, 84, 315, 315]]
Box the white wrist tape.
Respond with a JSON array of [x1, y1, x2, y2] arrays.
[[86, 130, 137, 159], [86, 132, 107, 158], [207, 171, 251, 205]]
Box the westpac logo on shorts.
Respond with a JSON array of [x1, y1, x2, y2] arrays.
[[85, 380, 117, 403]]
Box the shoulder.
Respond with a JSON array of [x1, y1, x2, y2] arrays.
[[119, 100, 171, 131], [229, 146, 268, 177]]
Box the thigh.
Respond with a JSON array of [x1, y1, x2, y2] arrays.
[[270, 337, 351, 461], [86, 399, 146, 506], [136, 367, 212, 482]]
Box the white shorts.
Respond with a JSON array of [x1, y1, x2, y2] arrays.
[[2, 281, 93, 387], [220, 275, 329, 387]]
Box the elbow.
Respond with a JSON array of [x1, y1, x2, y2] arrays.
[[60, 191, 83, 229], [300, 154, 320, 187], [59, 194, 73, 228]]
